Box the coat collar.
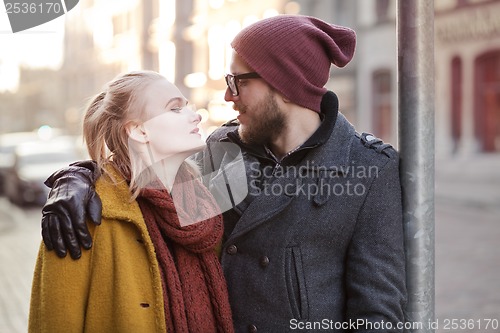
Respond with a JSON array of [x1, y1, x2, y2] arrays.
[[95, 165, 145, 225], [304, 112, 355, 171]]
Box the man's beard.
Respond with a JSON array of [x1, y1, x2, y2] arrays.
[[238, 91, 286, 146]]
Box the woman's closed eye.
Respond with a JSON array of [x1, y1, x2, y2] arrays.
[[170, 106, 183, 113]]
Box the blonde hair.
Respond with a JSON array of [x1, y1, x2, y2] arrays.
[[83, 70, 199, 199]]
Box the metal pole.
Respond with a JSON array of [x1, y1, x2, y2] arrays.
[[397, 1, 435, 332]]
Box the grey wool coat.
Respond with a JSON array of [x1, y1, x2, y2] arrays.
[[198, 91, 407, 332]]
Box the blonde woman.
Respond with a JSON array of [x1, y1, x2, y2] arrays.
[[28, 71, 234, 333]]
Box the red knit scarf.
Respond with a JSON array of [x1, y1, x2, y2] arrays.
[[137, 166, 234, 333]]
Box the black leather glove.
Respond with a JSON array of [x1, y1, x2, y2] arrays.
[[41, 160, 102, 259]]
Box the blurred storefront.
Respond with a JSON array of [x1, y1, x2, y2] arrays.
[[434, 0, 500, 155], [356, 0, 500, 156]]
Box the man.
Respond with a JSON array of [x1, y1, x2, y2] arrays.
[[41, 15, 406, 332]]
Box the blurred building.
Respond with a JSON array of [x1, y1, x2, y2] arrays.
[[2, 0, 499, 158], [59, 0, 163, 133], [0, 68, 64, 133], [434, 0, 500, 155], [356, 0, 398, 145], [357, 0, 500, 155]]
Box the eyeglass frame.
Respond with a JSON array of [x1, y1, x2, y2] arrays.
[[224, 72, 261, 96]]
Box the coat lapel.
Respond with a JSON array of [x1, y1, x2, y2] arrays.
[[227, 174, 296, 240]]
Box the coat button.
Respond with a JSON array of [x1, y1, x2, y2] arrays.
[[226, 244, 238, 255], [259, 256, 270, 267], [248, 324, 257, 332]]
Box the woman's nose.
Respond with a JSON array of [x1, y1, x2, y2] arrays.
[[191, 111, 201, 123]]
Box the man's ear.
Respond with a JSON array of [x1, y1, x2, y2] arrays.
[[126, 121, 148, 144], [274, 91, 291, 111], [274, 90, 291, 104]]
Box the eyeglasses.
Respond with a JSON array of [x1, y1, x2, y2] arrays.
[[224, 72, 261, 96]]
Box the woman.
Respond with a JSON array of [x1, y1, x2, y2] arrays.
[[28, 71, 234, 333]]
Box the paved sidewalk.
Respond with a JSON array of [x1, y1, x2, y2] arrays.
[[435, 153, 500, 209], [0, 199, 41, 333], [434, 154, 500, 333], [435, 202, 500, 333]]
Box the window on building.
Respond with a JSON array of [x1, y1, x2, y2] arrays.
[[375, 0, 390, 22], [474, 50, 500, 152], [372, 69, 392, 142], [451, 56, 463, 154]]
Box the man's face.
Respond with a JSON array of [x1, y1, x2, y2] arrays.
[[225, 51, 287, 145]]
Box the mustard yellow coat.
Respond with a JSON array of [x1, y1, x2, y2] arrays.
[[28, 168, 167, 333]]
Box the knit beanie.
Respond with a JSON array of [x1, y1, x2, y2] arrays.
[[231, 15, 356, 112]]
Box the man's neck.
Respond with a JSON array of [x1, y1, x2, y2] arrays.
[[268, 106, 321, 160]]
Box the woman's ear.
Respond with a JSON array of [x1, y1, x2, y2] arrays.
[[126, 121, 148, 144]]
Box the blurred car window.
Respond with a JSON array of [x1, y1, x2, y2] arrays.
[[4, 135, 84, 206], [0, 132, 40, 167]]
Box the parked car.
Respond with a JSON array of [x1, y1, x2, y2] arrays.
[[0, 131, 40, 195], [4, 138, 82, 206], [0, 127, 66, 195]]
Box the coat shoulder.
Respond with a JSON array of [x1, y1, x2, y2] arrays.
[[350, 132, 399, 166]]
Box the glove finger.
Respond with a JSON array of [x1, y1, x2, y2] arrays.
[[41, 214, 54, 251], [66, 195, 87, 237], [87, 191, 102, 225], [74, 215, 92, 251], [58, 212, 82, 260], [48, 215, 68, 258]]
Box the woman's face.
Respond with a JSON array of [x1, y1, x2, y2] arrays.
[[138, 78, 205, 162]]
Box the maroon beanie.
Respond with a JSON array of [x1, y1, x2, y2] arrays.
[[231, 15, 356, 112]]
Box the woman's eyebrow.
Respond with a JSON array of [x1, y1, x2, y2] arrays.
[[165, 97, 187, 108]]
